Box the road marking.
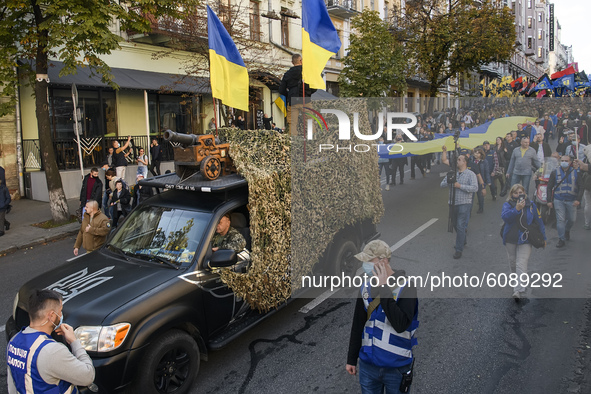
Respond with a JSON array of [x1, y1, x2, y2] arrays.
[[298, 218, 438, 314], [298, 289, 339, 314]]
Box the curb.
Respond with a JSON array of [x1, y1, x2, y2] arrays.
[[0, 227, 80, 256]]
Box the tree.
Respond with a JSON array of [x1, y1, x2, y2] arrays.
[[338, 10, 406, 97], [0, 0, 198, 222], [399, 0, 515, 112]]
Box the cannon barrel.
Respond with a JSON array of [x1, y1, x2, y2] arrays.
[[163, 130, 198, 147]]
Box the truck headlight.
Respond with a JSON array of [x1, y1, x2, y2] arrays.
[[75, 323, 131, 352]]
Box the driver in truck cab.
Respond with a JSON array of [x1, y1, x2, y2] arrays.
[[211, 213, 246, 252]]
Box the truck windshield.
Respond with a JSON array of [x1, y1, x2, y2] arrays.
[[108, 205, 211, 267]]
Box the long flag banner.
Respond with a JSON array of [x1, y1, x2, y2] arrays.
[[207, 5, 249, 111], [302, 0, 341, 89], [378, 116, 536, 158]]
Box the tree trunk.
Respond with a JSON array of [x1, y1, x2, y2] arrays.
[[34, 36, 70, 222]]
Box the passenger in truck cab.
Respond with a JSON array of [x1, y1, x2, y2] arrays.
[[211, 213, 246, 253]]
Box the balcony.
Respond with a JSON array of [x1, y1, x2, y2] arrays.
[[127, 8, 208, 49], [326, 0, 358, 18]]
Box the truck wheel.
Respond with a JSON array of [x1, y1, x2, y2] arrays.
[[134, 330, 200, 394], [329, 239, 358, 277]]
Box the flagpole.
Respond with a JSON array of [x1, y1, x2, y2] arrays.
[[212, 97, 218, 138], [302, 71, 307, 163]]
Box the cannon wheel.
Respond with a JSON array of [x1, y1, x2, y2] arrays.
[[201, 155, 222, 180]]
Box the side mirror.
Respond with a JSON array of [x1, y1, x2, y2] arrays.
[[208, 249, 237, 269]]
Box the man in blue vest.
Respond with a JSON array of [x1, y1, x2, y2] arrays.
[[7, 289, 95, 393], [547, 155, 584, 248], [346, 240, 419, 393]]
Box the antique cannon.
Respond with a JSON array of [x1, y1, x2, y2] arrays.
[[163, 130, 236, 180]]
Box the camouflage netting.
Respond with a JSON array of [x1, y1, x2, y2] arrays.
[[217, 129, 292, 312], [216, 99, 384, 312], [290, 99, 384, 287]]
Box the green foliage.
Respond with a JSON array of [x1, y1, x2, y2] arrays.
[[0, 0, 199, 116], [401, 0, 516, 98], [339, 10, 407, 97]]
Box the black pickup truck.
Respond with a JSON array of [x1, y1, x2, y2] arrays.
[[5, 173, 377, 393]]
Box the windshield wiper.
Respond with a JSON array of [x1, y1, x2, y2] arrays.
[[134, 252, 179, 270], [106, 244, 129, 261]]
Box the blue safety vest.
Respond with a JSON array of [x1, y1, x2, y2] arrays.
[[7, 329, 77, 394], [359, 282, 419, 368], [554, 168, 578, 201]]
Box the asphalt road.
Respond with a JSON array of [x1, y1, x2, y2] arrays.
[[1, 163, 591, 393]]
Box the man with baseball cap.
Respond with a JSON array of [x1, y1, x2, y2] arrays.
[[346, 240, 419, 393]]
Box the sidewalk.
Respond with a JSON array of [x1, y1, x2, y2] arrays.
[[0, 198, 81, 255]]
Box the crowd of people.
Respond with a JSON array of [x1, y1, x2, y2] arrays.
[[381, 100, 590, 300], [75, 137, 161, 255]]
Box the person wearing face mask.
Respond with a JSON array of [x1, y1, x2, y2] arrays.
[[6, 289, 95, 393], [78, 167, 103, 214], [501, 184, 546, 299], [346, 240, 418, 394], [547, 155, 584, 248]]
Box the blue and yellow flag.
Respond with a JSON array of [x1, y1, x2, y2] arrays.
[[553, 74, 575, 91], [207, 6, 249, 111], [274, 94, 287, 117], [302, 0, 341, 89], [479, 79, 486, 97], [534, 74, 552, 91]]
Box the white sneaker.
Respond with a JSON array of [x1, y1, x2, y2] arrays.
[[385, 184, 390, 191], [426, 169, 430, 173], [512, 291, 520, 299]]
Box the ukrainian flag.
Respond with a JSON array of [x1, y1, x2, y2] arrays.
[[274, 94, 287, 117], [207, 6, 249, 112], [302, 0, 341, 89]]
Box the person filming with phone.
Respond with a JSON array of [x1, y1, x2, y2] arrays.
[[501, 184, 546, 300], [6, 289, 95, 393]]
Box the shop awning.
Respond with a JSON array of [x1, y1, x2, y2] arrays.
[[40, 60, 210, 94]]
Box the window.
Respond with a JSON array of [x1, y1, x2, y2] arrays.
[[281, 8, 289, 47], [370, 0, 375, 10], [148, 94, 197, 135], [527, 0, 531, 9], [250, 1, 260, 41], [538, 29, 542, 40], [538, 13, 542, 22], [527, 17, 532, 28], [49, 88, 117, 140], [538, 47, 542, 58], [218, 0, 232, 32], [527, 37, 532, 49]]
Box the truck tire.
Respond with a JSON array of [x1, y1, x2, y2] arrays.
[[134, 329, 200, 394], [329, 239, 358, 277]]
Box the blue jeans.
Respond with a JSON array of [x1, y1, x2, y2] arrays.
[[510, 173, 532, 195], [554, 199, 576, 241], [359, 359, 412, 394], [453, 204, 471, 252], [102, 192, 112, 219]]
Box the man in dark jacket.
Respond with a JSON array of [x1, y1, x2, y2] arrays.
[[79, 168, 103, 212], [530, 133, 552, 160], [278, 54, 316, 106], [149, 138, 162, 176], [131, 175, 154, 208], [110, 179, 131, 228], [0, 181, 10, 236]]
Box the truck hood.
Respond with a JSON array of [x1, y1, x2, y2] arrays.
[[18, 250, 183, 326]]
